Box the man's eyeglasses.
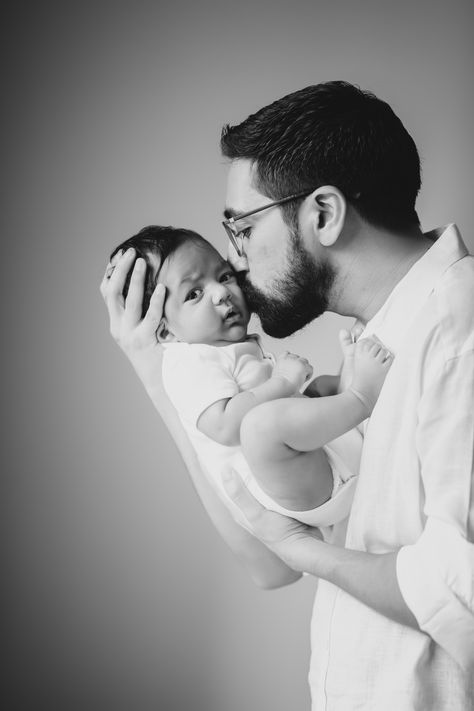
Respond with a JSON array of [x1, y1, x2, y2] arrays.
[[222, 189, 314, 257]]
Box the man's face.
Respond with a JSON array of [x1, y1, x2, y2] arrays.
[[224, 159, 335, 338], [158, 240, 250, 346]]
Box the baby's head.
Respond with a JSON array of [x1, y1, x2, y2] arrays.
[[111, 226, 250, 347]]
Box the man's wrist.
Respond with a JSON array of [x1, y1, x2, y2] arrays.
[[128, 348, 163, 386], [281, 535, 332, 578]]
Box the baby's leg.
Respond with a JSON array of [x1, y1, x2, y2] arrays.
[[240, 336, 392, 513], [240, 403, 334, 512]]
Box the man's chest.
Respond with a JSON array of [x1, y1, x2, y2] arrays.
[[346, 326, 439, 551]]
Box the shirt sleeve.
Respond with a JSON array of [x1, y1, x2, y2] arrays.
[[162, 345, 239, 427], [396, 350, 474, 669]]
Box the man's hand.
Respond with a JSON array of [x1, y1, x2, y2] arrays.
[[222, 469, 323, 573], [99, 248, 166, 385], [223, 469, 418, 628]]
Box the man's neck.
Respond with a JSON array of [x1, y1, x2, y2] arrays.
[[331, 226, 434, 323]]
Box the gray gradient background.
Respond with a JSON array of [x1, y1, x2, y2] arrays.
[[4, 1, 474, 709]]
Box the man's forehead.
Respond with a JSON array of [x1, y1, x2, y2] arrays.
[[225, 159, 264, 214]]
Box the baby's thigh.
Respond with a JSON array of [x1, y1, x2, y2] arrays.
[[245, 433, 334, 512]]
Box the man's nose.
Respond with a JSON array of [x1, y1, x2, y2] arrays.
[[227, 243, 249, 273]]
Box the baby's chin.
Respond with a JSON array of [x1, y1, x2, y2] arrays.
[[225, 323, 249, 342], [211, 323, 249, 346]]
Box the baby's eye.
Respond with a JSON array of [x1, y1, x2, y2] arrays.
[[184, 288, 202, 302], [220, 271, 236, 283]]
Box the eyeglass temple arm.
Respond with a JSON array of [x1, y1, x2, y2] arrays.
[[225, 190, 313, 224]]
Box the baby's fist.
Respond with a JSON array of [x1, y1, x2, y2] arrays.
[[273, 351, 313, 390]]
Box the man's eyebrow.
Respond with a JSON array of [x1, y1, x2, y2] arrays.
[[223, 207, 239, 220]]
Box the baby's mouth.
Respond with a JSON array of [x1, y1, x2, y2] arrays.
[[224, 305, 240, 322]]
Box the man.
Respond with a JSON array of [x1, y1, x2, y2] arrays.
[[220, 81, 474, 708], [102, 82, 473, 709]]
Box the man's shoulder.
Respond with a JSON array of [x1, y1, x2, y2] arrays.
[[431, 254, 474, 360]]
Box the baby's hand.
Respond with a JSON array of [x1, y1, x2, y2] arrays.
[[273, 351, 313, 391], [350, 337, 393, 414]]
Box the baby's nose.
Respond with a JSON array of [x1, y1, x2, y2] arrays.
[[211, 284, 230, 305]]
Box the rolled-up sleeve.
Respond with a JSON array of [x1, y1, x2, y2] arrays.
[[396, 351, 474, 669]]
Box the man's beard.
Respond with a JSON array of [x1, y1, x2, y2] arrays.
[[239, 237, 335, 338]]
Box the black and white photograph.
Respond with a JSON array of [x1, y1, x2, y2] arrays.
[[4, 1, 474, 709]]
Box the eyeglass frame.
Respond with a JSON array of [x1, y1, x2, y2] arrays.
[[222, 189, 315, 257]]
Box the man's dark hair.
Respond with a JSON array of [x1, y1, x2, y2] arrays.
[[221, 81, 421, 231], [110, 225, 208, 315]]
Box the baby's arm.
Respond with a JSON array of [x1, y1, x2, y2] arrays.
[[197, 352, 313, 446], [249, 337, 392, 454]]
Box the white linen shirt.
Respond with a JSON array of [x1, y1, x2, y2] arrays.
[[309, 224, 474, 711]]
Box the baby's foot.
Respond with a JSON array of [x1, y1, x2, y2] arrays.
[[350, 337, 393, 413], [338, 324, 365, 392]]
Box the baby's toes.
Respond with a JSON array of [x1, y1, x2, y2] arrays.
[[356, 337, 370, 353], [382, 351, 394, 368], [375, 348, 392, 365], [368, 340, 382, 356]]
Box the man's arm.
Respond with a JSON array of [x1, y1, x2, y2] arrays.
[[224, 349, 474, 667], [396, 351, 474, 668], [157, 385, 302, 589], [100, 250, 301, 589], [222, 469, 417, 626]]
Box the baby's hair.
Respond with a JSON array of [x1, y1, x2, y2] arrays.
[[110, 225, 210, 315]]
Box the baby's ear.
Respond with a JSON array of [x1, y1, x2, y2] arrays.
[[157, 318, 177, 343]]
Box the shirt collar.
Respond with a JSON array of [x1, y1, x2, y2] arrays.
[[360, 224, 468, 352]]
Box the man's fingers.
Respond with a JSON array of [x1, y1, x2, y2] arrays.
[[143, 282, 166, 331], [123, 257, 146, 327], [100, 250, 136, 330], [99, 251, 122, 298], [104, 248, 136, 303], [100, 265, 112, 299], [222, 469, 265, 527]]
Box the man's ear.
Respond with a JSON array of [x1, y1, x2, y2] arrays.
[[309, 186, 346, 247], [156, 318, 177, 343]]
